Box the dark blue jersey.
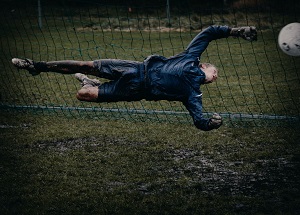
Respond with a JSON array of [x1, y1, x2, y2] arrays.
[[144, 25, 231, 131]]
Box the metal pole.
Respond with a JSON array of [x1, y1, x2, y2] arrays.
[[166, 0, 171, 27], [38, 0, 42, 28]]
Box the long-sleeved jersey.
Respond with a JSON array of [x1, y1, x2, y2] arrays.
[[143, 25, 231, 131]]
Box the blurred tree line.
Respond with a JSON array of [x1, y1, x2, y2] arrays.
[[1, 0, 299, 13]]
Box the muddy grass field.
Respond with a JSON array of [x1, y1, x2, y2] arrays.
[[1, 110, 300, 214]]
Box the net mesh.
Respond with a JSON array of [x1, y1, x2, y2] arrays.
[[0, 0, 299, 127]]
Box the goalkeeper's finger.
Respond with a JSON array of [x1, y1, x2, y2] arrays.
[[246, 26, 257, 41], [208, 113, 223, 129], [212, 113, 222, 120]]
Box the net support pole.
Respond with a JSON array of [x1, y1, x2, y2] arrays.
[[166, 0, 171, 27], [38, 0, 42, 28]]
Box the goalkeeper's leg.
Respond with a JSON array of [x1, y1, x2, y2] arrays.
[[76, 86, 99, 102], [12, 58, 97, 76]]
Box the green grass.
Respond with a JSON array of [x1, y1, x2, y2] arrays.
[[1, 110, 300, 214]]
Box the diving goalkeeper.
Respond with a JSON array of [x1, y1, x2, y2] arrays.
[[12, 25, 257, 131]]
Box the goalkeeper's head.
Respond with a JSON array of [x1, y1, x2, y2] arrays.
[[199, 63, 218, 84]]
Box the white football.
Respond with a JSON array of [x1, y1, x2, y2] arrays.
[[278, 22, 300, 56]]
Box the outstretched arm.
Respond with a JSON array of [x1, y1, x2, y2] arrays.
[[186, 25, 231, 58], [183, 96, 222, 131], [186, 25, 257, 58]]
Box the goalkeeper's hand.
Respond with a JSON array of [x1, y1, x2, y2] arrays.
[[230, 26, 257, 42], [208, 113, 223, 129]]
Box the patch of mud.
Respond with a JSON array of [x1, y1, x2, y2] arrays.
[[33, 137, 300, 201], [162, 148, 300, 199], [0, 123, 31, 128], [34, 137, 101, 152]]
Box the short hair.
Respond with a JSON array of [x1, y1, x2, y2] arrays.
[[199, 63, 218, 71]]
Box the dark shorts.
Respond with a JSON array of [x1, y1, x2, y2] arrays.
[[93, 59, 145, 102]]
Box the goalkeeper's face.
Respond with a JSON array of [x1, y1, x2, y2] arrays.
[[201, 64, 218, 84]]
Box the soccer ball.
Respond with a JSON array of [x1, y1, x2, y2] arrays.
[[278, 22, 300, 56]]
